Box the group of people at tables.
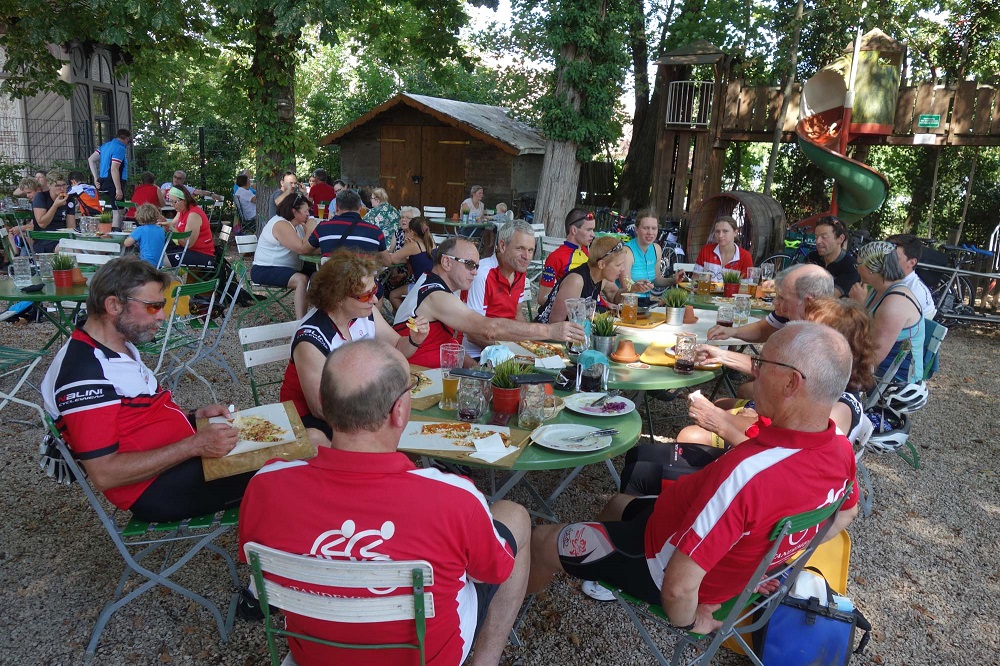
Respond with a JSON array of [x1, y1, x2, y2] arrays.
[[35, 201, 934, 664]]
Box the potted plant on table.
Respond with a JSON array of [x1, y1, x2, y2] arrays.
[[722, 269, 742, 297], [491, 358, 532, 415], [50, 254, 76, 288], [591, 312, 618, 355], [97, 212, 114, 235], [662, 287, 689, 325]]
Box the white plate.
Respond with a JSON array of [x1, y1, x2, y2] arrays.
[[563, 393, 636, 417], [209, 403, 296, 456], [410, 368, 443, 398], [398, 421, 510, 453], [532, 424, 613, 453]]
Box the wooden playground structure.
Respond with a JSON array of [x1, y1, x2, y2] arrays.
[[650, 35, 1000, 265]]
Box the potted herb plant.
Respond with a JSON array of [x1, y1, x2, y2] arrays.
[[662, 287, 689, 325], [722, 269, 742, 297], [491, 358, 532, 415], [97, 212, 114, 235], [50, 254, 76, 288], [591, 312, 618, 355]]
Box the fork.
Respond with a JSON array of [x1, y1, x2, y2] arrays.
[[588, 389, 621, 408], [566, 428, 619, 442]]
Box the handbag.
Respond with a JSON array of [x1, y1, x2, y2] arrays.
[[754, 568, 871, 665]]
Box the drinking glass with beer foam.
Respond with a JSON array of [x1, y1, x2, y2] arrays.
[[439, 343, 465, 411]]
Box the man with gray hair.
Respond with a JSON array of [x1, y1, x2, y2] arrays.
[[41, 256, 248, 522], [239, 339, 530, 666], [708, 263, 835, 342], [463, 219, 537, 359], [528, 322, 859, 637]]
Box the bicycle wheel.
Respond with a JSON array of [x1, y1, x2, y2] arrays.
[[760, 254, 791, 275]]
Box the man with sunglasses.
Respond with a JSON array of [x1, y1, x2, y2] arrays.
[[393, 238, 586, 368], [528, 323, 859, 636], [240, 339, 530, 666], [41, 257, 252, 523], [158, 170, 219, 201], [537, 207, 597, 306]]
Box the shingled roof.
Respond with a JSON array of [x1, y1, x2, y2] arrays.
[[317, 93, 546, 156]]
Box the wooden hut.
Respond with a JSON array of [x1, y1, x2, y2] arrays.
[[317, 93, 545, 217], [0, 43, 133, 169], [688, 191, 786, 263]]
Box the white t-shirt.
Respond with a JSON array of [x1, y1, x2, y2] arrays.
[[901, 271, 937, 319], [234, 187, 257, 221], [253, 215, 304, 270]]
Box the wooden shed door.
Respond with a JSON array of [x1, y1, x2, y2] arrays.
[[420, 127, 468, 216], [380, 126, 422, 208]]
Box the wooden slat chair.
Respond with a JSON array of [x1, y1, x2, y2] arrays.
[[0, 225, 18, 263], [234, 235, 295, 328], [601, 486, 852, 666], [423, 206, 449, 239], [244, 542, 435, 666], [239, 319, 299, 406], [56, 238, 124, 266], [38, 419, 240, 664]]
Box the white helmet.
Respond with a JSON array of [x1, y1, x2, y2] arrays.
[[865, 407, 911, 454], [882, 381, 929, 413]]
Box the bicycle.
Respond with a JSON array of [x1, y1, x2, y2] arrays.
[[917, 241, 978, 326]]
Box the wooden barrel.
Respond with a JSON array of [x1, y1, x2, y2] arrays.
[[687, 191, 786, 265]]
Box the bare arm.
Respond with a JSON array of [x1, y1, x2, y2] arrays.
[[547, 273, 584, 323], [707, 317, 776, 342], [33, 192, 69, 228], [373, 309, 428, 359], [660, 552, 722, 635], [419, 290, 583, 345], [536, 283, 553, 307], [871, 299, 916, 368], [156, 187, 166, 207], [697, 345, 753, 374], [271, 220, 314, 255], [111, 162, 123, 199], [293, 343, 329, 421], [88, 150, 101, 184], [387, 240, 420, 265], [821, 503, 858, 544]]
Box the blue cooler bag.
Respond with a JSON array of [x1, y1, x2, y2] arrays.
[[754, 569, 871, 665]]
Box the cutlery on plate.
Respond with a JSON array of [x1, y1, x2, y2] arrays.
[[566, 428, 619, 442], [587, 390, 620, 408]]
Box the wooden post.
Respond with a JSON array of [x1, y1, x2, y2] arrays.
[[764, 0, 803, 196]]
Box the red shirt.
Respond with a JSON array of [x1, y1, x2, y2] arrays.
[[127, 184, 161, 219], [694, 243, 754, 280], [393, 273, 462, 368], [238, 448, 515, 666], [177, 205, 215, 256], [644, 421, 858, 604], [540, 242, 589, 289], [309, 182, 336, 216]]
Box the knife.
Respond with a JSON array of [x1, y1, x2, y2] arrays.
[[566, 428, 619, 442]]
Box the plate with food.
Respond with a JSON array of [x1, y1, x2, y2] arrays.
[[398, 421, 511, 452], [563, 393, 636, 417], [531, 424, 613, 453], [409, 368, 443, 398], [210, 403, 296, 456], [505, 340, 569, 360]]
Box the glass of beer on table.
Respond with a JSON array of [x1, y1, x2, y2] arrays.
[[439, 343, 465, 411], [717, 304, 735, 327], [697, 272, 714, 295], [674, 333, 698, 375], [620, 293, 638, 324]]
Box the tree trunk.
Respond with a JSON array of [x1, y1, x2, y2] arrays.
[[616, 67, 667, 212], [536, 140, 583, 237], [249, 10, 298, 219], [764, 0, 804, 196]]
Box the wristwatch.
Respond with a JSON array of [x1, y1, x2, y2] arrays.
[[670, 618, 697, 631]]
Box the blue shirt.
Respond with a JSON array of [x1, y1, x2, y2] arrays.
[[129, 224, 166, 266], [98, 137, 128, 181], [625, 237, 657, 297]]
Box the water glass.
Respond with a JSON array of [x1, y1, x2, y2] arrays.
[[746, 266, 762, 285], [36, 253, 55, 282], [8, 256, 32, 287], [565, 297, 590, 353], [439, 343, 466, 411], [717, 304, 735, 327], [674, 332, 698, 375], [733, 294, 752, 326], [517, 383, 546, 429], [761, 263, 775, 282], [456, 376, 487, 422]]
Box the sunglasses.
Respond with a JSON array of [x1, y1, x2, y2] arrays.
[[596, 240, 624, 261], [444, 255, 479, 271], [353, 285, 379, 303], [751, 355, 807, 381], [127, 297, 168, 314], [569, 212, 595, 228]]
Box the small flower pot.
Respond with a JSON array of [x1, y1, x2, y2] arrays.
[[492, 386, 521, 415], [723, 283, 740, 297], [665, 306, 685, 326], [591, 334, 618, 356], [98, 222, 113, 235], [71, 266, 88, 285], [52, 269, 74, 288]]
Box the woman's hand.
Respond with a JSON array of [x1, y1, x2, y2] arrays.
[[631, 279, 654, 293], [672, 269, 686, 284], [848, 281, 868, 304]]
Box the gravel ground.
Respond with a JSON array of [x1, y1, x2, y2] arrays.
[[1, 300, 997, 666]]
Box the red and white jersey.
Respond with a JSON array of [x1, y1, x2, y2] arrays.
[[40, 326, 194, 509], [392, 272, 462, 368], [644, 421, 858, 604], [238, 447, 515, 666], [462, 254, 528, 358]]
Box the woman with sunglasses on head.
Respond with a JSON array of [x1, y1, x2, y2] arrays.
[[251, 194, 320, 320], [535, 235, 645, 323], [851, 241, 925, 382], [164, 186, 216, 267], [387, 212, 437, 310], [279, 250, 429, 446]]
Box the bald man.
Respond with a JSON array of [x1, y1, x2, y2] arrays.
[[239, 339, 530, 666], [707, 263, 835, 343]]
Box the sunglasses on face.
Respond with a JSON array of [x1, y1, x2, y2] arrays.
[[596, 240, 624, 261], [445, 255, 479, 271], [353, 285, 379, 303], [127, 297, 167, 314], [751, 355, 807, 381]]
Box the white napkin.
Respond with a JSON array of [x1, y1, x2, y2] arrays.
[[535, 355, 566, 369], [468, 432, 518, 463]]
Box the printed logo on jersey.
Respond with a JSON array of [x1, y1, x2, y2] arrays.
[[310, 519, 397, 593]]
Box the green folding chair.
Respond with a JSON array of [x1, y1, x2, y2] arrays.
[[0, 346, 46, 423], [602, 486, 852, 666], [156, 230, 192, 274], [239, 319, 300, 406], [244, 541, 435, 666], [38, 418, 240, 663], [233, 235, 295, 328]]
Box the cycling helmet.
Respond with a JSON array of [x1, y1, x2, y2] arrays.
[[882, 381, 929, 413], [865, 407, 911, 454]]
